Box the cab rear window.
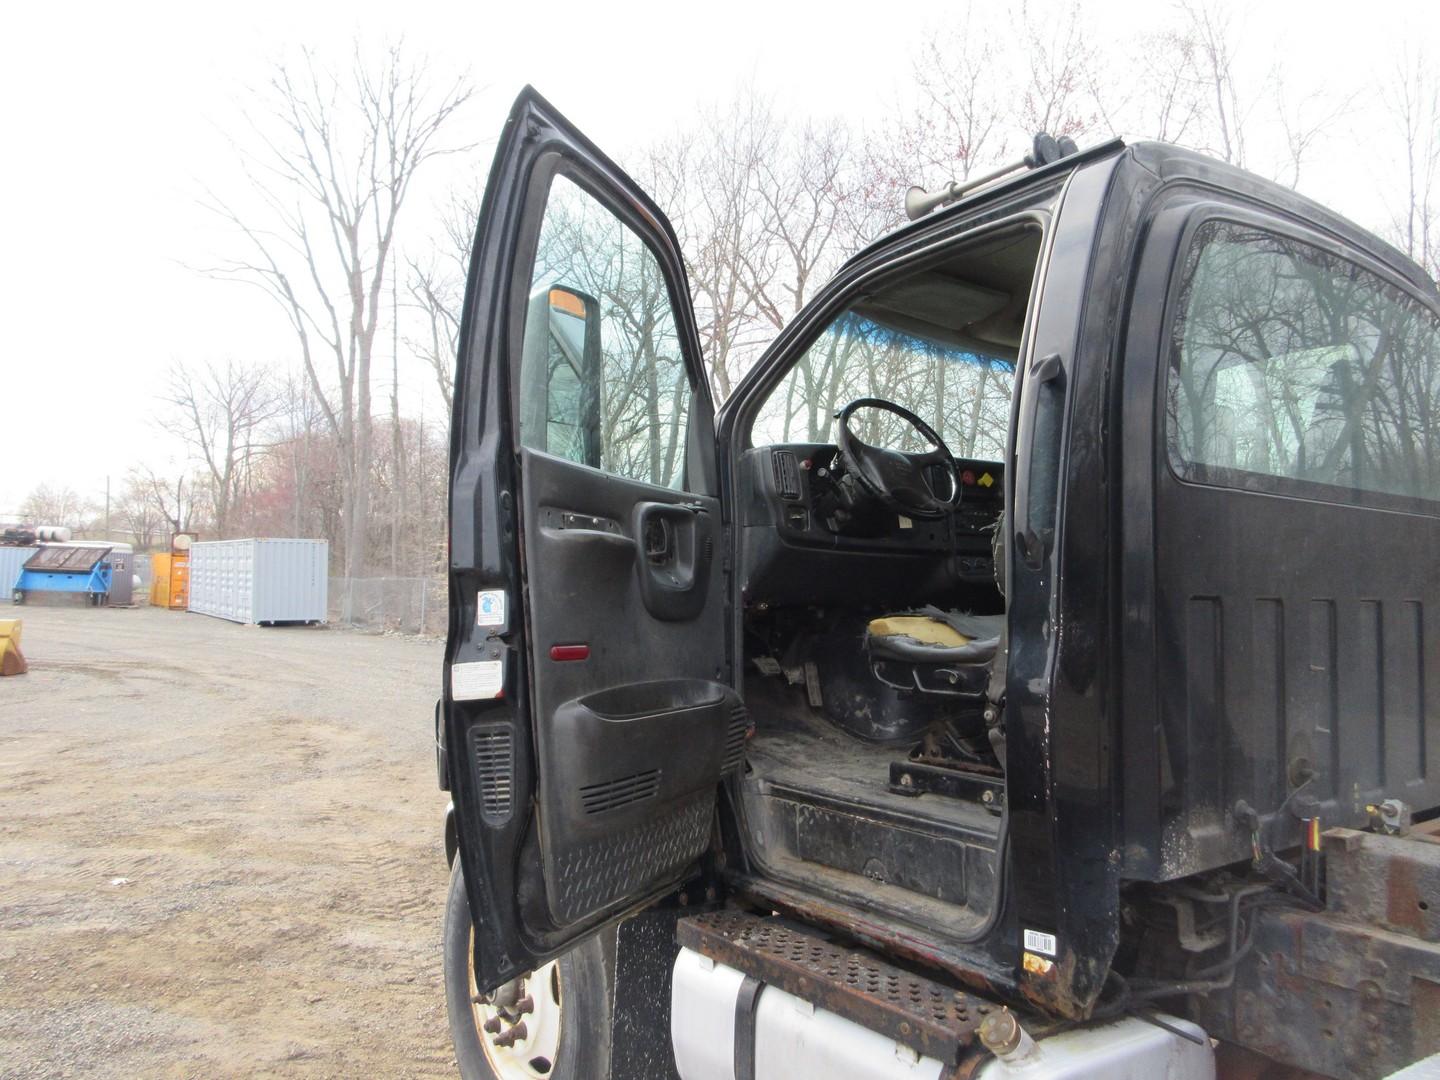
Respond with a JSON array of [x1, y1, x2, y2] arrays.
[[1167, 221, 1440, 507]]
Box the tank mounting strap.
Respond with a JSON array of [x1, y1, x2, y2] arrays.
[[676, 909, 986, 1063]]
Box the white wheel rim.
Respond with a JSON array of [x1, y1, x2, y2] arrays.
[[469, 936, 563, 1079]]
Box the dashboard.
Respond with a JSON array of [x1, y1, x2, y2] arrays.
[[738, 444, 1005, 608]]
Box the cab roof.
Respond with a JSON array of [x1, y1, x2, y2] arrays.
[[874, 137, 1437, 301]]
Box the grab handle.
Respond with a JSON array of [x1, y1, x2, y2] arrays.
[[1013, 351, 1066, 570]]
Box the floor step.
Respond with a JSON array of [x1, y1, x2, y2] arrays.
[[676, 909, 988, 1064]]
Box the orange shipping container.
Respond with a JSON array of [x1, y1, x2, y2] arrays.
[[169, 555, 189, 609], [150, 553, 172, 608]]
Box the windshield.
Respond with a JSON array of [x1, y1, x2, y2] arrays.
[[750, 311, 1016, 459]]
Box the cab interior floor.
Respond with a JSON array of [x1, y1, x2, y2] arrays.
[[734, 675, 1003, 937]]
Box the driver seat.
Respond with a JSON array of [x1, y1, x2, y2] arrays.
[[865, 608, 1003, 697]]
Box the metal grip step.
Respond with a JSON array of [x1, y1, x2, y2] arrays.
[[676, 910, 986, 1064]]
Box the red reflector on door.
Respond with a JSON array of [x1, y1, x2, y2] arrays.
[[550, 644, 590, 662]]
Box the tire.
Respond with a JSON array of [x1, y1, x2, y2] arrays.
[[444, 861, 613, 1080]]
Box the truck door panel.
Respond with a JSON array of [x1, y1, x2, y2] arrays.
[[444, 88, 736, 991], [519, 447, 737, 925]]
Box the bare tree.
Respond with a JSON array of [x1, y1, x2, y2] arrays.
[[206, 42, 473, 606], [1382, 48, 1440, 281], [267, 369, 333, 539], [162, 358, 277, 538], [1083, 1, 1348, 192], [18, 484, 90, 528], [897, 7, 1008, 184], [134, 468, 201, 537], [640, 91, 868, 401], [1088, 22, 1205, 148], [114, 473, 164, 550], [1180, 0, 1249, 168], [643, 94, 785, 400], [866, 1, 1103, 230], [1012, 1, 1099, 142], [753, 118, 858, 328], [406, 184, 482, 411]]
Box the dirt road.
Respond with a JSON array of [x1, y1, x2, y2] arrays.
[[0, 605, 454, 1077]]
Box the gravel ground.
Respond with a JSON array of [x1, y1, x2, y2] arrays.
[[0, 604, 454, 1078]]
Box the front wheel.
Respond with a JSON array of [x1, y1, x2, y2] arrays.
[[443, 861, 612, 1079]]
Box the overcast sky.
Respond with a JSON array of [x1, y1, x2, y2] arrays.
[[2, 0, 1436, 517]]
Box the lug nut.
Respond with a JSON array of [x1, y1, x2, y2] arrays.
[[493, 1021, 528, 1048], [515, 994, 534, 1014], [482, 1016, 502, 1034]]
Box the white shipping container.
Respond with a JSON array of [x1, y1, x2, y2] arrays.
[[187, 539, 328, 625]]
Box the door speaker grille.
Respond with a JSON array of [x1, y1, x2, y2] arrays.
[[581, 769, 661, 814], [469, 725, 514, 823]]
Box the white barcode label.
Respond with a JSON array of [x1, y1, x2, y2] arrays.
[[1023, 929, 1057, 956]]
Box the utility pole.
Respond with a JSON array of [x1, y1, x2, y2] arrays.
[[104, 476, 111, 538]]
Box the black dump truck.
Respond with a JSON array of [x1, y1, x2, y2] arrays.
[[436, 87, 1440, 1080]]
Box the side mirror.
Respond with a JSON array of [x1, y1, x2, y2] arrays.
[[519, 283, 603, 469]]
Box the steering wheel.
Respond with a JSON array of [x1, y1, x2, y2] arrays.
[[835, 397, 961, 518]]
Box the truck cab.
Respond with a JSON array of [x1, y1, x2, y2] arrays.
[[440, 87, 1440, 1079]]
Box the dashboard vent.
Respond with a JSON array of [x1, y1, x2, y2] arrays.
[[772, 450, 802, 499]]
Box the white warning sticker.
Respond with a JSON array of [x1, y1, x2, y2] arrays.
[[452, 660, 504, 701], [475, 590, 506, 628], [1023, 928, 1057, 957]]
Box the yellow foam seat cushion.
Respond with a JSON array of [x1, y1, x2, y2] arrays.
[[866, 615, 971, 647]]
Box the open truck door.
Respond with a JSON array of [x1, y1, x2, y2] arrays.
[[444, 88, 743, 991]]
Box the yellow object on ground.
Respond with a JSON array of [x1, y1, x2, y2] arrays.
[[0, 618, 27, 676], [149, 551, 190, 609], [169, 555, 190, 609], [150, 553, 172, 607], [866, 615, 972, 647]]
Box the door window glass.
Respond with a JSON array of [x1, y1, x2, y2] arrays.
[[1169, 221, 1440, 504], [517, 174, 692, 490]]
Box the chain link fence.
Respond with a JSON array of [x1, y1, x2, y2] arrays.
[[329, 576, 447, 636]]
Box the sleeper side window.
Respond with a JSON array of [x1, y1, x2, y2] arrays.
[[1168, 221, 1440, 505], [517, 173, 693, 491]]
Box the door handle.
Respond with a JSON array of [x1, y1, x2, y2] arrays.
[[644, 516, 675, 563], [631, 501, 713, 621]]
